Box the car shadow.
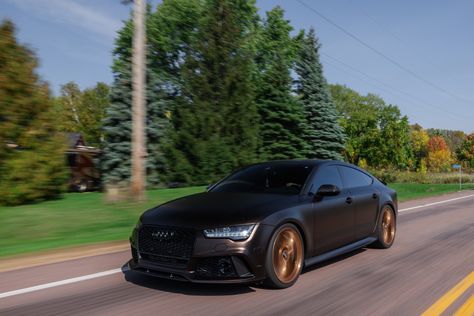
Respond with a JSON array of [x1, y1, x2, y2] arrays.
[[121, 264, 256, 296], [302, 248, 367, 274]]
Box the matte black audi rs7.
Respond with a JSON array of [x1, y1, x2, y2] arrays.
[[129, 160, 397, 288]]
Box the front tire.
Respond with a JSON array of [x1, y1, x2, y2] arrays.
[[264, 223, 304, 289], [373, 205, 396, 248]]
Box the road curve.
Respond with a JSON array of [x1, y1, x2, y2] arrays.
[[1, 192, 473, 315]]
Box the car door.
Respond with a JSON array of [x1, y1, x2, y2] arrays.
[[310, 165, 356, 255], [337, 166, 379, 240]]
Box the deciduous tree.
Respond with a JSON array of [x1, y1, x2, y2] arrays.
[[0, 20, 66, 205], [55, 82, 110, 148], [330, 84, 412, 168], [426, 136, 453, 172], [457, 133, 474, 168]]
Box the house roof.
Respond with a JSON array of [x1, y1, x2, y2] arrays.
[[67, 133, 85, 148]]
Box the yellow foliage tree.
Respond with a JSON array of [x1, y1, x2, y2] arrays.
[[426, 136, 453, 172]]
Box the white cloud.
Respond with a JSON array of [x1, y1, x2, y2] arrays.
[[7, 0, 122, 40]]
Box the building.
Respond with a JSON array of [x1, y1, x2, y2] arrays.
[[65, 133, 102, 192]]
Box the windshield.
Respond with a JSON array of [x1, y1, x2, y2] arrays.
[[210, 164, 314, 195]]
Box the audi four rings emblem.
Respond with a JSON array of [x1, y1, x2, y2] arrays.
[[151, 230, 175, 241]]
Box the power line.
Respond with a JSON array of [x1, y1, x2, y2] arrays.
[[321, 54, 474, 122], [347, 0, 452, 79], [296, 0, 474, 106], [321, 52, 474, 121]]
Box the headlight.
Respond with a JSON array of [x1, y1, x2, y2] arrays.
[[203, 224, 256, 241]]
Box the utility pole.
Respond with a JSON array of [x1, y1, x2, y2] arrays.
[[130, 0, 146, 200]]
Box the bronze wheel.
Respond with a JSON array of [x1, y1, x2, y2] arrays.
[[271, 225, 303, 285], [381, 207, 395, 245], [372, 205, 396, 248]]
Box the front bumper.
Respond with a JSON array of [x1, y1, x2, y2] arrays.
[[128, 223, 275, 284]]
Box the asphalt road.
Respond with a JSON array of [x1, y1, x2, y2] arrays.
[[1, 192, 473, 316]]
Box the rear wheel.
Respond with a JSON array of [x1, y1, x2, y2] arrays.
[[373, 205, 396, 248], [264, 223, 304, 289]]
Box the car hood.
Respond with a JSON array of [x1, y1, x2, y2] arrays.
[[140, 192, 299, 229]]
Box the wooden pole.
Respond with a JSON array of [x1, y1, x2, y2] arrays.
[[130, 0, 146, 200]]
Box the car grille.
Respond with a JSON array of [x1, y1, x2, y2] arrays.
[[138, 225, 195, 266]]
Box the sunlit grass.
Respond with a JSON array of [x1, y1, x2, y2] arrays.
[[388, 183, 474, 202], [0, 186, 205, 257]]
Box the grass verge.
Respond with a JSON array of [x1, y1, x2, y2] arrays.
[[0, 186, 205, 257], [388, 183, 474, 202], [0, 183, 473, 257]]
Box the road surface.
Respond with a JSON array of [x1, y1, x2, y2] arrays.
[[1, 192, 473, 315]]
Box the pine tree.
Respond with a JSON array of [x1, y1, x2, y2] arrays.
[[295, 28, 345, 160], [102, 12, 170, 188], [255, 7, 309, 160], [166, 0, 260, 184], [0, 20, 66, 205]]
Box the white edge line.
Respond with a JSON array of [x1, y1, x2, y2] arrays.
[[398, 194, 474, 212], [0, 267, 127, 299], [1, 193, 473, 300]]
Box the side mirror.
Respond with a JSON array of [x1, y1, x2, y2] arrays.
[[316, 184, 341, 197], [206, 183, 214, 191]]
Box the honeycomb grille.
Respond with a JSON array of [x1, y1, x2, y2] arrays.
[[138, 225, 195, 261]]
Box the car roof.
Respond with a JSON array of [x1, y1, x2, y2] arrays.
[[248, 159, 338, 167], [247, 159, 365, 171]]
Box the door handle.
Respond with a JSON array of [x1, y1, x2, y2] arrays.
[[372, 193, 378, 199], [345, 197, 353, 204]]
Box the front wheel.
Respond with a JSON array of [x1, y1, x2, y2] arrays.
[[373, 205, 396, 248], [264, 223, 304, 289]]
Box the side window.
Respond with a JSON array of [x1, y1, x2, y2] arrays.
[[338, 166, 373, 188], [310, 166, 343, 193]]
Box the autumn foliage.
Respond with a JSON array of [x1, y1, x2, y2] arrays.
[[426, 136, 453, 172]]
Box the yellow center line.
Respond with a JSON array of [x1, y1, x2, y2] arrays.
[[421, 271, 474, 316], [454, 294, 474, 316]]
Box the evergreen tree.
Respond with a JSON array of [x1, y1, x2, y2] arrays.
[[0, 20, 66, 205], [102, 19, 134, 187], [255, 7, 308, 160], [102, 14, 163, 187], [166, 0, 260, 184], [295, 28, 345, 160]]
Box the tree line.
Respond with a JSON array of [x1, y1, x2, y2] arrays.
[[1, 0, 473, 205], [101, 0, 345, 188]]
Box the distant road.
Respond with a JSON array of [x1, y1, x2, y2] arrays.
[[1, 192, 473, 315]]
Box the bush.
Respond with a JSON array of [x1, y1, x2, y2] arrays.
[[367, 168, 473, 185], [368, 168, 398, 184]]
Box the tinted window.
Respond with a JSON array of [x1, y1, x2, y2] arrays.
[[211, 164, 314, 195], [338, 166, 373, 188], [310, 166, 343, 193]]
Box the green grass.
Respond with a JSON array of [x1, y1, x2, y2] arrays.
[[0, 186, 205, 257], [0, 183, 473, 258], [388, 183, 474, 202]]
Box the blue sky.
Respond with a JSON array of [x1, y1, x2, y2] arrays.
[[1, 0, 473, 132]]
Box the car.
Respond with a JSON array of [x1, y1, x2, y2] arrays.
[[128, 159, 397, 288]]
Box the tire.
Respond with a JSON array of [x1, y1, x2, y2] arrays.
[[372, 205, 396, 249], [264, 223, 304, 289]]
